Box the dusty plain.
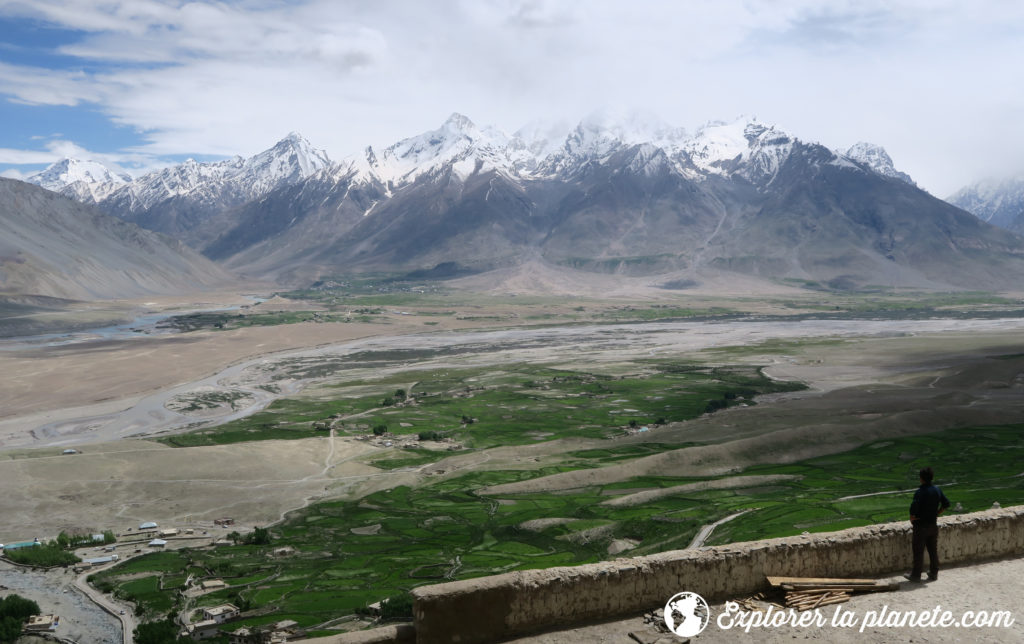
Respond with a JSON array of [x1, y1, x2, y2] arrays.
[[1, 276, 1023, 543]]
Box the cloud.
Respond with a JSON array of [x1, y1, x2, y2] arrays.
[[0, 62, 104, 106], [0, 137, 162, 177], [0, 147, 56, 164], [0, 1, 1023, 193], [0, 167, 27, 179]]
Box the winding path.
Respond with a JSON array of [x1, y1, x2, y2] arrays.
[[687, 509, 753, 549], [73, 559, 138, 644]]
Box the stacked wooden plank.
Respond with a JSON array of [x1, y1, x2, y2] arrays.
[[766, 576, 899, 612]]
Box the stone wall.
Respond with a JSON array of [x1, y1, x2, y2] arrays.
[[411, 506, 1024, 644]]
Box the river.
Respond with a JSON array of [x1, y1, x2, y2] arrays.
[[0, 296, 266, 352], [0, 561, 121, 644]]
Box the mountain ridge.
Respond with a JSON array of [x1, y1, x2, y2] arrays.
[[948, 177, 1024, 234], [24, 113, 1024, 292], [0, 178, 233, 300]]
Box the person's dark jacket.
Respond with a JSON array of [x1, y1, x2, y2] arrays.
[[910, 483, 950, 526]]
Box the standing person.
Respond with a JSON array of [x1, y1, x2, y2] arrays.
[[905, 466, 951, 582]]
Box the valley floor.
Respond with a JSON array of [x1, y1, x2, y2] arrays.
[[3, 314, 1024, 541], [2, 287, 1024, 641]]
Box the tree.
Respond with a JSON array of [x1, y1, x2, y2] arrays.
[[372, 424, 387, 436], [704, 398, 728, 414], [4, 543, 78, 567], [247, 527, 271, 546], [379, 592, 414, 621], [0, 594, 40, 620], [134, 617, 188, 644], [0, 616, 23, 644], [0, 595, 41, 644], [394, 389, 407, 401]]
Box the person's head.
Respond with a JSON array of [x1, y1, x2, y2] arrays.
[[919, 466, 934, 484]]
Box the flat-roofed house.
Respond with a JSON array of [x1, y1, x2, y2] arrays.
[[25, 615, 58, 631], [185, 619, 221, 640], [202, 604, 240, 624]]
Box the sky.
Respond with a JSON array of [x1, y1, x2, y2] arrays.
[[1, 0, 1023, 196]]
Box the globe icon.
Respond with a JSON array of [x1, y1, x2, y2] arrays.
[[663, 591, 710, 637]]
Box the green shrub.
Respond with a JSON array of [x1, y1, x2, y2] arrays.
[[5, 544, 79, 567]]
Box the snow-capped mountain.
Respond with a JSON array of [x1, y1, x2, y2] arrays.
[[677, 119, 796, 184], [843, 142, 915, 186], [27, 132, 332, 246], [354, 113, 531, 185], [25, 111, 1024, 292], [28, 132, 329, 208], [535, 110, 688, 177], [947, 177, 1024, 234], [29, 114, 892, 219], [244, 132, 332, 194], [28, 158, 131, 202]]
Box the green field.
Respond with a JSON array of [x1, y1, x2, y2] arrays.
[[160, 362, 804, 449], [158, 280, 1024, 333], [102, 422, 1024, 630]]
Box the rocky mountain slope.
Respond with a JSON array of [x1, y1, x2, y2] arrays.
[[28, 114, 1024, 290], [28, 133, 331, 248], [948, 178, 1024, 235], [0, 178, 232, 299], [843, 142, 916, 186]]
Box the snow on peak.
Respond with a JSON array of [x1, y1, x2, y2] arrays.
[[443, 112, 475, 131], [29, 113, 922, 216], [844, 142, 915, 185], [244, 132, 332, 191], [947, 176, 1024, 228], [576, 108, 686, 147], [536, 109, 686, 177], [61, 133, 335, 212], [27, 158, 131, 202], [361, 113, 525, 183], [681, 116, 794, 182], [29, 158, 129, 191], [682, 116, 756, 171], [512, 118, 572, 159]]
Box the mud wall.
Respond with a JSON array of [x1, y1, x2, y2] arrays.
[[412, 506, 1024, 643]]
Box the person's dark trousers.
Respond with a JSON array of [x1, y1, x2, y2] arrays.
[[911, 523, 939, 579]]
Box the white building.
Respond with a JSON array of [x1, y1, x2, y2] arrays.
[[185, 619, 221, 640], [202, 604, 240, 624]]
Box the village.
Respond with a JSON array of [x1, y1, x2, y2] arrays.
[[0, 516, 316, 643]]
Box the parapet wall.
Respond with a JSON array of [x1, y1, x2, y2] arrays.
[[412, 506, 1024, 644]]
